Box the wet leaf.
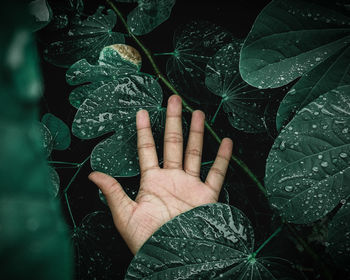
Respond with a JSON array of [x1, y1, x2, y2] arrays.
[[73, 211, 132, 279], [328, 201, 350, 271], [276, 45, 350, 131], [167, 21, 233, 104], [126, 203, 300, 279], [206, 42, 270, 133], [116, 0, 176, 35], [38, 121, 53, 157], [240, 0, 350, 89], [48, 165, 60, 197], [41, 113, 71, 150], [265, 86, 350, 224], [27, 0, 53, 31], [66, 44, 142, 108], [44, 6, 125, 67]]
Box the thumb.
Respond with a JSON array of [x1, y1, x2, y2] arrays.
[[88, 171, 136, 227]]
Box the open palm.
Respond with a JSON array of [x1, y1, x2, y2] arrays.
[[89, 95, 233, 254]]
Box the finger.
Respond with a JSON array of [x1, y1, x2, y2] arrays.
[[184, 110, 205, 177], [88, 171, 136, 226], [136, 110, 159, 174], [205, 138, 233, 194], [163, 95, 183, 169]]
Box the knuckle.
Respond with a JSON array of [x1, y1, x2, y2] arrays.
[[186, 148, 202, 157], [137, 142, 155, 150], [210, 167, 225, 178], [164, 132, 183, 144], [163, 160, 182, 169], [217, 154, 230, 163], [185, 168, 200, 177]]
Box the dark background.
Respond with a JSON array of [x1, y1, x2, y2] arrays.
[[36, 0, 331, 279]]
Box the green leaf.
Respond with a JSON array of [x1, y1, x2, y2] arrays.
[[240, 0, 350, 89], [265, 86, 350, 224], [166, 21, 233, 104], [206, 42, 270, 133], [68, 44, 167, 176], [125, 203, 300, 279], [26, 0, 52, 31], [67, 44, 142, 108], [73, 211, 130, 279], [42, 113, 71, 150], [44, 6, 125, 67], [276, 45, 350, 131], [38, 121, 53, 157], [121, 0, 176, 35], [328, 201, 350, 271], [48, 165, 60, 197]]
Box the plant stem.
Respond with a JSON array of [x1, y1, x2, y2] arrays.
[[48, 161, 80, 166], [253, 225, 282, 258], [211, 98, 224, 125], [106, 0, 265, 195], [63, 155, 90, 228], [65, 192, 77, 228], [201, 160, 215, 166], [153, 52, 176, 56]]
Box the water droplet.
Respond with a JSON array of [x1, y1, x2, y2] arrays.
[[279, 140, 286, 151], [320, 161, 328, 167], [318, 154, 323, 159], [285, 185, 294, 192], [340, 152, 348, 158], [340, 199, 346, 204], [312, 166, 319, 172]]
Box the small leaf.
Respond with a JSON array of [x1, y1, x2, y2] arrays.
[[41, 113, 71, 150], [240, 0, 350, 88], [265, 86, 350, 224], [27, 0, 53, 31], [167, 20, 233, 104], [206, 42, 271, 133], [48, 165, 60, 197], [328, 201, 350, 271], [276, 45, 350, 131], [44, 6, 125, 67], [37, 122, 53, 157], [126, 203, 300, 279], [122, 0, 176, 35]]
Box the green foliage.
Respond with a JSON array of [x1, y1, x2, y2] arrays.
[[116, 0, 176, 35], [44, 6, 125, 67], [166, 20, 234, 104], [0, 2, 73, 279], [240, 0, 350, 89], [26, 0, 53, 31], [265, 86, 350, 224], [328, 201, 350, 271], [125, 203, 300, 279], [42, 113, 71, 150]]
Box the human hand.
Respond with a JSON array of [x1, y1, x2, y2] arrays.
[[88, 95, 233, 254]]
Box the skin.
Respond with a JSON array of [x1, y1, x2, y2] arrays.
[[88, 95, 233, 255]]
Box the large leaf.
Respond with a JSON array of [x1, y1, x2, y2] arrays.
[[166, 21, 234, 104], [328, 201, 350, 271], [125, 203, 300, 279], [206, 42, 271, 133], [66, 44, 142, 108], [41, 113, 71, 150], [116, 0, 176, 35], [276, 45, 350, 131], [265, 86, 350, 224], [240, 0, 350, 89], [67, 44, 165, 176], [44, 6, 125, 67], [73, 211, 132, 279]]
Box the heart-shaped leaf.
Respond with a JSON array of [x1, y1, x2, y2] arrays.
[[206, 42, 271, 133], [48, 165, 60, 197], [38, 122, 53, 157], [240, 0, 350, 89], [265, 86, 350, 224], [116, 0, 176, 35], [44, 6, 125, 67], [276, 45, 350, 131], [125, 203, 300, 279], [328, 201, 350, 271], [41, 113, 71, 150], [166, 21, 233, 104], [66, 44, 142, 108]]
